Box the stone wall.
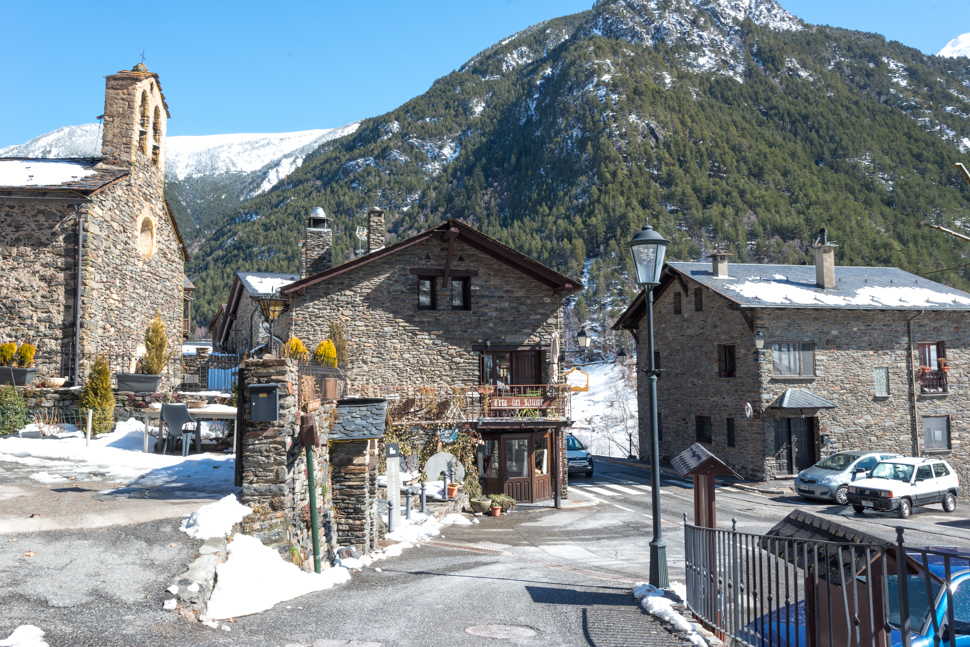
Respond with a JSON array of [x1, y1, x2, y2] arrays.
[[238, 358, 336, 569], [330, 439, 381, 553], [637, 275, 970, 486], [289, 237, 565, 387]]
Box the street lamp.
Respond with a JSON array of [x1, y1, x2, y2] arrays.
[[616, 348, 627, 364], [628, 220, 670, 589], [577, 328, 590, 363], [754, 330, 766, 350], [257, 292, 289, 356]]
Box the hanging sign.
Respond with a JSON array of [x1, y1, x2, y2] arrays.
[[490, 396, 557, 409], [564, 367, 589, 392]]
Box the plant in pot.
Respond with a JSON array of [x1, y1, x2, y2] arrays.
[[464, 473, 491, 513], [488, 493, 515, 514], [117, 313, 169, 393], [0, 342, 37, 387]]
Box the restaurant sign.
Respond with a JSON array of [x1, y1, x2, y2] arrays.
[[490, 396, 557, 409]]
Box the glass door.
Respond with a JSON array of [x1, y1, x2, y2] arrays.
[[504, 435, 532, 502]]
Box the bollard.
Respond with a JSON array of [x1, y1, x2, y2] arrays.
[[387, 497, 395, 534], [305, 446, 322, 574], [420, 482, 427, 513], [405, 487, 413, 520], [85, 409, 93, 447]]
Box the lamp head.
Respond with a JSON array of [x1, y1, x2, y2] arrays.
[[628, 221, 670, 287]]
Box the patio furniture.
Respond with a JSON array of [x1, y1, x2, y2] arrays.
[[143, 403, 237, 454], [160, 404, 201, 457]]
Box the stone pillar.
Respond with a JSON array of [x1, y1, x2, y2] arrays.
[[197, 347, 210, 392], [330, 440, 379, 553]]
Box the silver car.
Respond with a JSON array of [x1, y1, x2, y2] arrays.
[[795, 451, 902, 505]]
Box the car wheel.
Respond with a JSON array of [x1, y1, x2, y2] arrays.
[[852, 505, 865, 514], [835, 485, 849, 506], [897, 498, 912, 519], [943, 492, 957, 513]]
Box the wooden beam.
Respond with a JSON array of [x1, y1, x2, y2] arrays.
[[440, 226, 459, 242], [675, 273, 690, 295], [739, 309, 755, 333], [443, 234, 455, 286], [408, 269, 479, 277]]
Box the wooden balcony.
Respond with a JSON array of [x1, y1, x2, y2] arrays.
[[351, 384, 572, 427]]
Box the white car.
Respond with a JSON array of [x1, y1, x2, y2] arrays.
[[846, 457, 962, 519]]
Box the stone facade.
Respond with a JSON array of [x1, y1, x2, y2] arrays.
[[288, 237, 565, 387], [330, 439, 382, 553], [0, 65, 184, 387], [631, 275, 970, 490]]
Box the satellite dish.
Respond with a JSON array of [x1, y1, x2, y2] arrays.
[[744, 402, 753, 419]]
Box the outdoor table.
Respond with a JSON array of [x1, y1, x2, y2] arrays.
[[143, 403, 238, 454]]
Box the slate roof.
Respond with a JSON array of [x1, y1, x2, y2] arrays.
[[670, 442, 742, 479], [237, 272, 300, 297], [0, 158, 128, 193], [769, 388, 837, 409], [331, 399, 389, 440], [668, 262, 970, 310]]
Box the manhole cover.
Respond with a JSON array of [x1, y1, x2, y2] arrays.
[[464, 625, 537, 639]]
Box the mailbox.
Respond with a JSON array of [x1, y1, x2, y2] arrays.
[[250, 383, 282, 422]]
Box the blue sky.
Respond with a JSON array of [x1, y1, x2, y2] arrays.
[[1, 0, 969, 148]]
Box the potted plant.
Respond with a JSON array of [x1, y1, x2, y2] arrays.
[[488, 493, 515, 514], [117, 313, 169, 392], [0, 342, 37, 387], [490, 504, 501, 517], [470, 497, 492, 513]]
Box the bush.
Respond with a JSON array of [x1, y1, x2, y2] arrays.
[[79, 357, 116, 435], [329, 321, 348, 367], [0, 343, 16, 366], [281, 337, 309, 362], [0, 385, 28, 436], [488, 494, 515, 512], [14, 343, 36, 369], [142, 313, 170, 375], [312, 340, 337, 368]]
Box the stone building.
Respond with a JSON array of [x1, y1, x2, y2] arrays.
[[0, 63, 187, 384], [279, 209, 584, 503], [614, 242, 970, 484], [212, 271, 298, 355]]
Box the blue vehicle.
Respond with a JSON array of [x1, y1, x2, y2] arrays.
[[741, 548, 970, 647]]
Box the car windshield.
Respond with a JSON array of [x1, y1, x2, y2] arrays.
[[870, 462, 914, 482], [566, 437, 584, 451], [887, 575, 942, 632], [815, 454, 857, 471]]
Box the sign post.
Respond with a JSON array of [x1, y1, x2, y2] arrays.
[[386, 443, 401, 532]]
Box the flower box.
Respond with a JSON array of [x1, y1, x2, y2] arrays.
[[0, 367, 36, 387]]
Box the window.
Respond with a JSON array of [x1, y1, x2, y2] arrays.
[[138, 130, 147, 155], [479, 440, 498, 478], [151, 145, 160, 167], [505, 438, 529, 478], [726, 418, 736, 447], [136, 215, 155, 259], [855, 456, 878, 471], [694, 288, 703, 312], [918, 342, 945, 369], [874, 367, 890, 397], [673, 291, 682, 315], [696, 416, 712, 443], [417, 277, 436, 309], [916, 465, 934, 481], [535, 437, 549, 475], [933, 462, 951, 478], [139, 91, 149, 128], [771, 342, 815, 377], [923, 416, 950, 451], [451, 277, 470, 310], [718, 345, 737, 378], [152, 106, 161, 143]]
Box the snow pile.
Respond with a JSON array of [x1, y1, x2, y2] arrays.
[[206, 534, 352, 619], [180, 494, 252, 539], [0, 625, 48, 647], [569, 362, 638, 457], [383, 511, 444, 543], [0, 159, 96, 187], [939, 33, 970, 58], [633, 583, 707, 646]]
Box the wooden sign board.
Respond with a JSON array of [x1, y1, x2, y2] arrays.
[[490, 396, 557, 409], [564, 367, 589, 392]]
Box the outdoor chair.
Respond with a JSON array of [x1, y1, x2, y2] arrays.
[[160, 404, 201, 457]]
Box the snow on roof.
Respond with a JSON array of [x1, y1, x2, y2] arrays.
[[0, 158, 95, 187], [237, 271, 299, 296], [668, 262, 970, 310]]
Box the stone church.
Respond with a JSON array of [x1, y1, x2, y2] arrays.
[[0, 63, 187, 384]]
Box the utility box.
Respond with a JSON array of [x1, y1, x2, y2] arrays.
[[250, 383, 282, 422]]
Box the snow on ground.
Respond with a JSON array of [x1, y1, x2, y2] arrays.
[[0, 159, 95, 187], [0, 625, 48, 647], [569, 362, 638, 457], [0, 419, 234, 492], [633, 583, 707, 646], [180, 494, 252, 539]]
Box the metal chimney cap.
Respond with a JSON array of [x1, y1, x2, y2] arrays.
[[310, 207, 327, 218]]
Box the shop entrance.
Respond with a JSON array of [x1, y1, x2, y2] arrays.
[[479, 429, 553, 503]]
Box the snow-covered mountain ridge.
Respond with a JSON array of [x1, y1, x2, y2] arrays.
[[939, 33, 970, 59]]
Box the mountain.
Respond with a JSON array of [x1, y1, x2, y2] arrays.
[[939, 33, 970, 59], [0, 123, 359, 239]]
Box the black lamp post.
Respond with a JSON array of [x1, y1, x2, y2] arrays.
[[628, 220, 670, 589], [577, 328, 591, 363], [257, 292, 289, 356]]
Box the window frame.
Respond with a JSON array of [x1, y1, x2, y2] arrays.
[[673, 291, 682, 315], [450, 277, 471, 311], [923, 416, 951, 452], [873, 367, 890, 397], [718, 344, 737, 378], [694, 288, 704, 312], [726, 417, 736, 448], [771, 342, 816, 377], [417, 276, 437, 310], [695, 415, 712, 444]]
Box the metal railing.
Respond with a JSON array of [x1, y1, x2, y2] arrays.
[[920, 369, 948, 394], [0, 406, 122, 436], [683, 520, 970, 647], [351, 384, 571, 424], [297, 365, 346, 402], [33, 351, 181, 387]]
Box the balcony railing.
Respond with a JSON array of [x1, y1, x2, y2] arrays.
[[919, 368, 948, 394], [352, 384, 571, 425]]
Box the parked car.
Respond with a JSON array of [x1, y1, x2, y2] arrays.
[[847, 457, 962, 519], [795, 451, 902, 505], [566, 435, 593, 477]]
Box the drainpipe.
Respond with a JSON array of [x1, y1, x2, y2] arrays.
[[72, 205, 84, 385], [907, 311, 925, 457]]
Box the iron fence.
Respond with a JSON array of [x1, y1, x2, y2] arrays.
[[683, 520, 970, 647]]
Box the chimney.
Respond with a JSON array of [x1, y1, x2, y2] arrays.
[[707, 249, 733, 278], [367, 207, 385, 254], [302, 207, 332, 278], [813, 228, 837, 289]]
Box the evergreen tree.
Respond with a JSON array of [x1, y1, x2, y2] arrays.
[[142, 313, 169, 376], [79, 357, 116, 435]]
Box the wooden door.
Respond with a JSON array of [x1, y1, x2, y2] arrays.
[[503, 435, 532, 502], [513, 352, 539, 385], [773, 418, 790, 474], [791, 418, 815, 472], [532, 430, 552, 501]]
